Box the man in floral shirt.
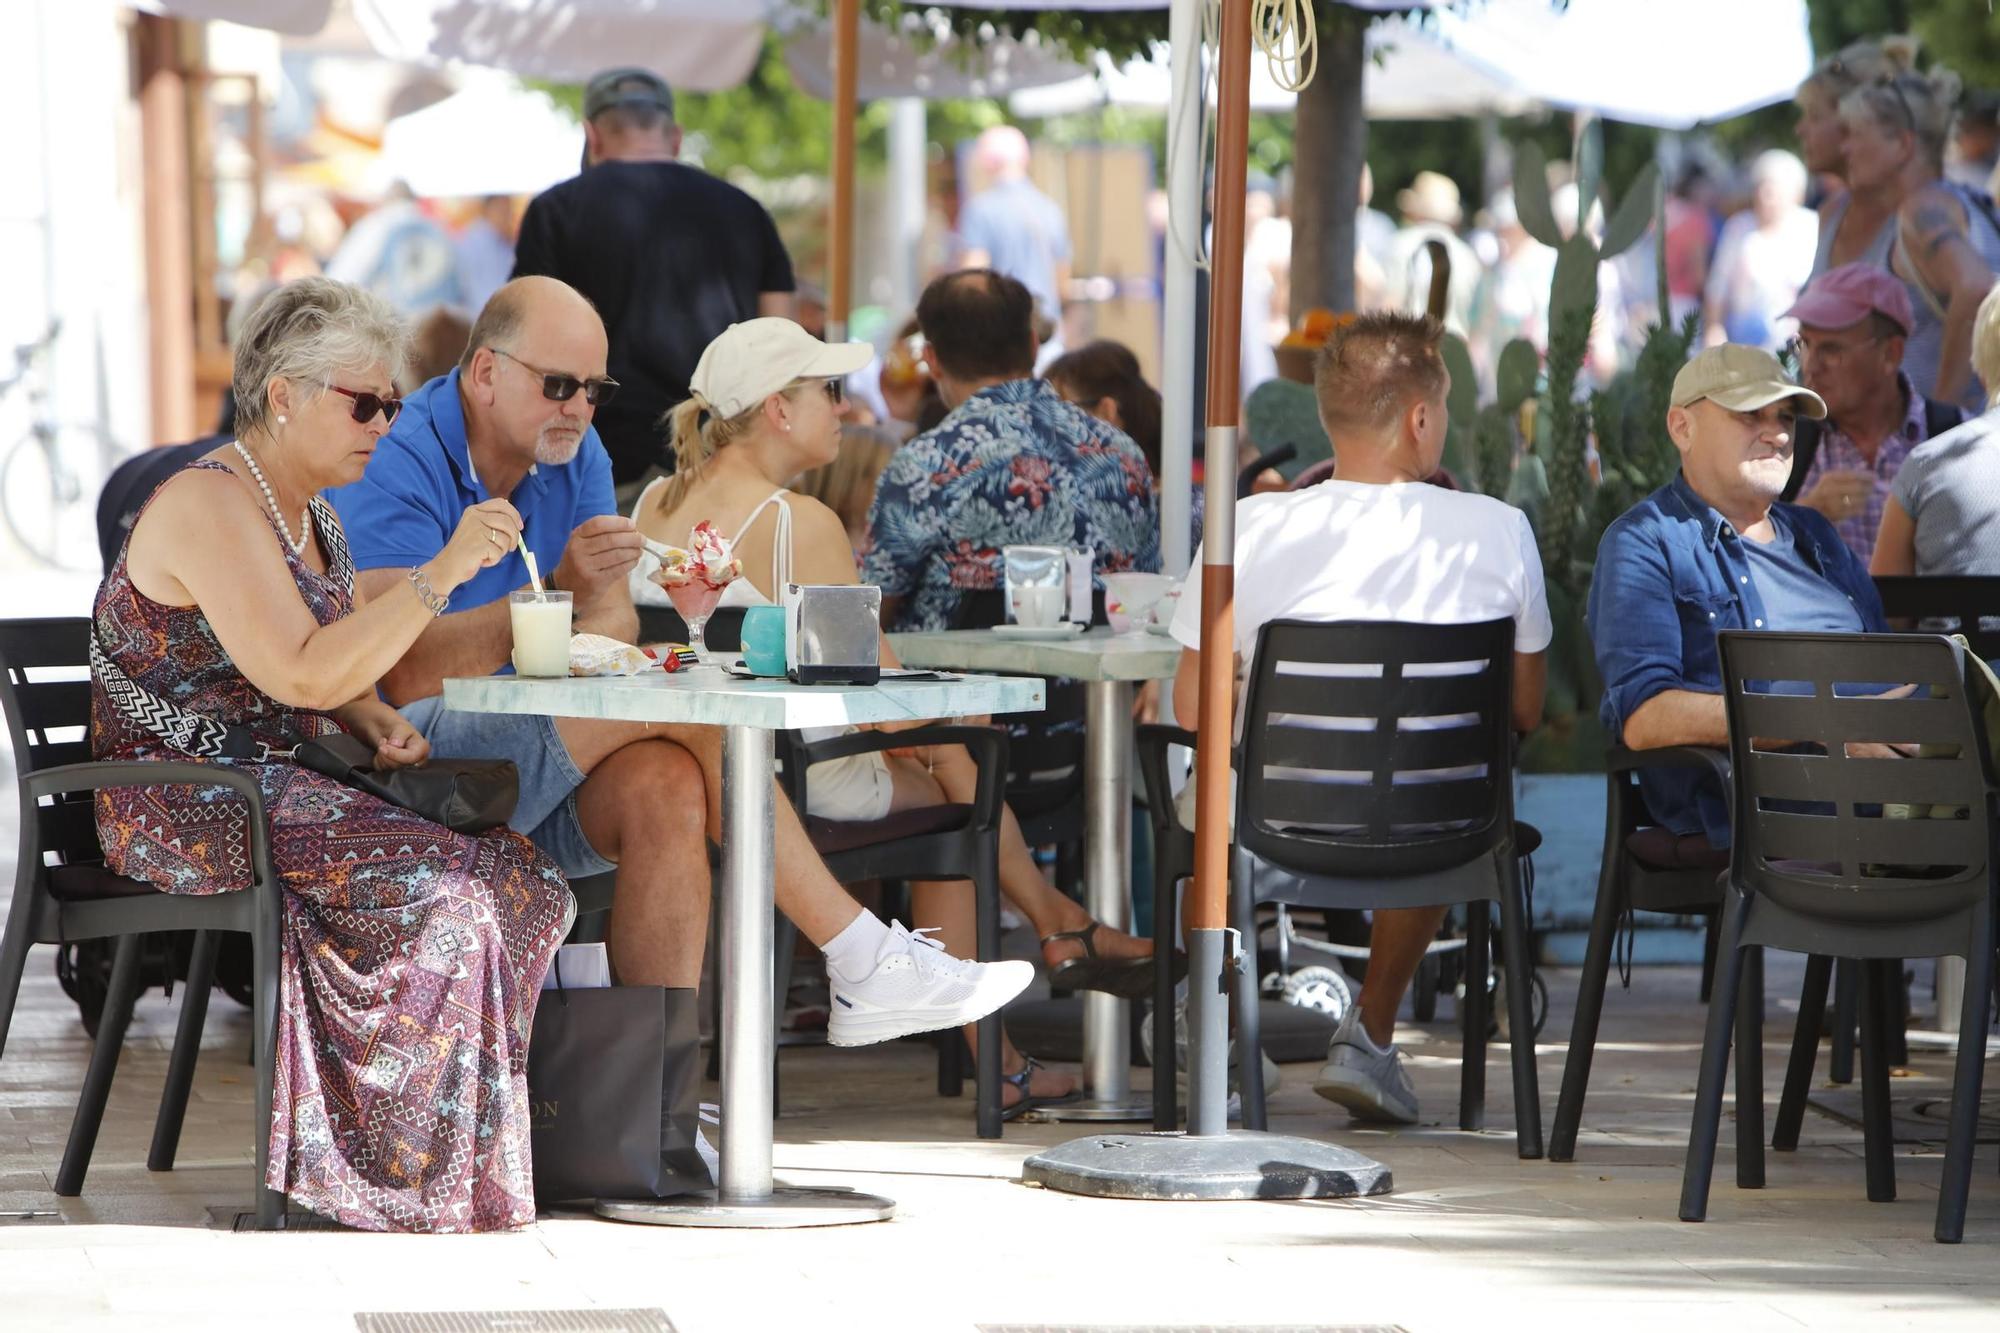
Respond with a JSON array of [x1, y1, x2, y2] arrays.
[[861, 269, 1161, 630]]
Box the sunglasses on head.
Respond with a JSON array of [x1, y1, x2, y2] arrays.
[[325, 384, 402, 424], [491, 348, 621, 406]]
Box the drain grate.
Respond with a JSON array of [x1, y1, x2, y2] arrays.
[[223, 1208, 350, 1232], [354, 1313, 674, 1333], [978, 1327, 1405, 1333], [1805, 1091, 2000, 1145]]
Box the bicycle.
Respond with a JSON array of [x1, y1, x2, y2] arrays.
[[0, 321, 128, 571]]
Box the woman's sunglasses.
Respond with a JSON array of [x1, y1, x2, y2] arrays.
[[325, 384, 402, 424], [492, 348, 622, 406]]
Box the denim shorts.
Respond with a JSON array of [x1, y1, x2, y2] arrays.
[[397, 695, 616, 879]]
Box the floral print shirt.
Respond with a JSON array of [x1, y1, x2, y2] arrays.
[[861, 378, 1162, 631]]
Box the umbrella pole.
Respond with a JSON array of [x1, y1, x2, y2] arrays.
[[1022, 0, 1389, 1201], [827, 0, 859, 343]]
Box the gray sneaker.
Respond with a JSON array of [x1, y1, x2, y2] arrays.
[[1312, 1008, 1418, 1125]]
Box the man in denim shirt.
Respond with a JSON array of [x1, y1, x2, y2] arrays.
[[1589, 344, 1887, 846]]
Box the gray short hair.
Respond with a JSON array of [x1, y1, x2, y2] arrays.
[[1971, 284, 2000, 394], [232, 277, 410, 437]]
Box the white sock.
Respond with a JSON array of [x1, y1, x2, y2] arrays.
[[822, 910, 892, 983], [1347, 1009, 1391, 1055]]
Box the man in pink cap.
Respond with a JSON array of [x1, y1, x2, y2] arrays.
[[1781, 262, 1966, 561]]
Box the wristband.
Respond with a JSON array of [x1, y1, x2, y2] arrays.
[[408, 566, 449, 617]]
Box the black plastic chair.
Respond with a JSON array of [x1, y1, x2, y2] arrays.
[[1681, 630, 1997, 1244], [0, 618, 285, 1228], [1138, 723, 1196, 1129], [1227, 617, 1543, 1156], [948, 589, 1096, 879], [1548, 744, 1733, 1161], [777, 725, 1013, 1139]]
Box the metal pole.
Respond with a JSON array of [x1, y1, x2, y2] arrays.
[[886, 98, 927, 315], [1079, 681, 1140, 1111], [718, 724, 776, 1202], [1159, 0, 1203, 603], [827, 0, 859, 345], [1184, 0, 1254, 1140]]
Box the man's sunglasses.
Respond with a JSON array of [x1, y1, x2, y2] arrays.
[[492, 348, 621, 406], [325, 384, 402, 424]]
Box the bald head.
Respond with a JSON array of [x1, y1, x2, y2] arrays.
[[461, 276, 602, 372], [974, 125, 1031, 181]]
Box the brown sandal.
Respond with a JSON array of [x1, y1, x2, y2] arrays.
[[1040, 921, 1187, 999]]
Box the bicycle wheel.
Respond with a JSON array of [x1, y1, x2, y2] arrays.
[[1, 425, 114, 571]]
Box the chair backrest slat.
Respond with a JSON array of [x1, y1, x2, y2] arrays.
[[1238, 618, 1515, 878]]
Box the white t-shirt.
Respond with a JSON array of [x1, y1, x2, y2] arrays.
[[1168, 479, 1554, 729]]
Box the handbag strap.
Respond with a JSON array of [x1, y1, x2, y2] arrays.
[[92, 494, 356, 763], [91, 630, 281, 762]]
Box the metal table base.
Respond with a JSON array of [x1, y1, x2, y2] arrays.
[[1028, 679, 1152, 1124], [596, 1185, 894, 1228], [595, 725, 896, 1229]]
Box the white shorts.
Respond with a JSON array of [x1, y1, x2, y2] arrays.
[[802, 727, 894, 822]]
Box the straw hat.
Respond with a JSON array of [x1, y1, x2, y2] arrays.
[[1397, 171, 1464, 226]]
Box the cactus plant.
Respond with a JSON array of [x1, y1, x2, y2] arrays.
[[1512, 123, 1662, 603]]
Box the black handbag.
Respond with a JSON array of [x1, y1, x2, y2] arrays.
[[293, 731, 517, 834], [527, 977, 712, 1204]]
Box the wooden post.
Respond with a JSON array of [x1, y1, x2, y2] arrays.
[[135, 14, 197, 443], [1189, 0, 1254, 936]]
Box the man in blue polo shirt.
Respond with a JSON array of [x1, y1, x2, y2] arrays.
[[1589, 344, 1888, 847], [331, 278, 1030, 1044]]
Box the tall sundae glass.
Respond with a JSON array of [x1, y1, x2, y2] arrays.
[[650, 520, 743, 666]]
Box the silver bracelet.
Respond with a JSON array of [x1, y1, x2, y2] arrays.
[[407, 565, 448, 617]]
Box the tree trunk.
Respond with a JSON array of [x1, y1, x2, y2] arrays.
[[1289, 14, 1366, 316]]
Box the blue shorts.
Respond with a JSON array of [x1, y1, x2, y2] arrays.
[[397, 695, 616, 880]]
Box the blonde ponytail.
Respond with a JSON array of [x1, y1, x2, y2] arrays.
[[652, 392, 764, 519]]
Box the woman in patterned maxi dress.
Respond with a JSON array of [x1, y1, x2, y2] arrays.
[[90, 278, 570, 1232]]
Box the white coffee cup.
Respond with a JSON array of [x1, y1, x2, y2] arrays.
[[1012, 585, 1065, 629]]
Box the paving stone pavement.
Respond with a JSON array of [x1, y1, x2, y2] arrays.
[[2, 739, 1996, 1331]]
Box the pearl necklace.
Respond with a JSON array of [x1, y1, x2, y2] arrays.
[[233, 440, 311, 557]]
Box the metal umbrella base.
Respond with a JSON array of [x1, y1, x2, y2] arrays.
[[1023, 1130, 1392, 1201], [596, 1186, 895, 1229]]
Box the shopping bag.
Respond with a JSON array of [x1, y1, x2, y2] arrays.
[[526, 981, 712, 1204]]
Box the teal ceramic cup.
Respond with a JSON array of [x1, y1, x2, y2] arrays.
[[740, 604, 788, 676]]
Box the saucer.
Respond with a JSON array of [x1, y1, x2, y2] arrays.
[[990, 622, 1087, 641]]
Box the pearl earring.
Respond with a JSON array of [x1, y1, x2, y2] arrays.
[[277, 415, 288, 426]]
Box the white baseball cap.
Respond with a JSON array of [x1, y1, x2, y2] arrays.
[[688, 318, 874, 420]]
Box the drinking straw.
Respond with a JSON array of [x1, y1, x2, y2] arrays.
[[519, 538, 545, 598]]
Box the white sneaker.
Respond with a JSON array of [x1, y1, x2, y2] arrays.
[[825, 921, 1032, 1048], [1313, 1008, 1418, 1125]]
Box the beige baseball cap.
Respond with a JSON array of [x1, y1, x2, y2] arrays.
[[688, 318, 875, 420], [1670, 344, 1827, 419]]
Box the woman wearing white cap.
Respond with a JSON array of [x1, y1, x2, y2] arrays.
[[631, 318, 1177, 1118]]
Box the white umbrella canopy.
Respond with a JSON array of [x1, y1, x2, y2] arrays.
[[127, 0, 331, 34], [1009, 13, 1530, 121], [1432, 0, 1814, 129], [380, 77, 583, 198], [348, 0, 776, 90], [782, 16, 1090, 102]]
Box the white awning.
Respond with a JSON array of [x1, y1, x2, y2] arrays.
[[127, 0, 331, 34], [347, 0, 775, 90]]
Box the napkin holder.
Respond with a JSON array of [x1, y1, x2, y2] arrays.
[[783, 583, 882, 685]]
